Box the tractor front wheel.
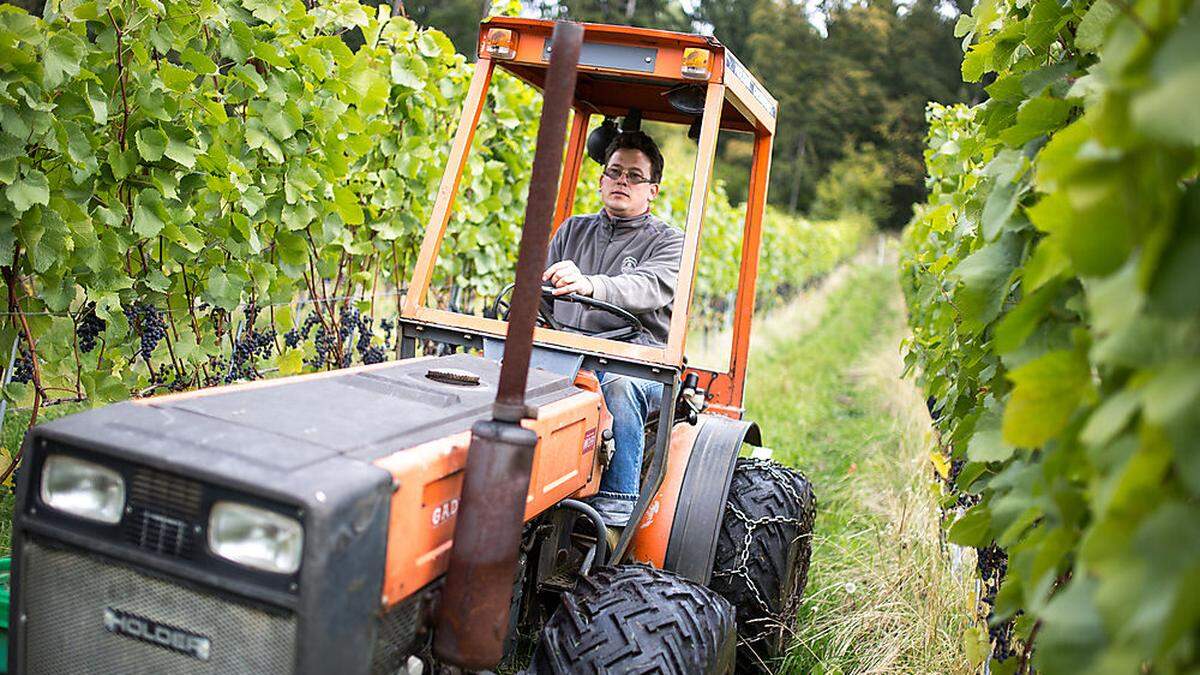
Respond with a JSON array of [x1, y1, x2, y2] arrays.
[[532, 565, 737, 674], [710, 457, 816, 673]]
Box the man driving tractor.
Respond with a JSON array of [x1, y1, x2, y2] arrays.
[[542, 130, 683, 534]]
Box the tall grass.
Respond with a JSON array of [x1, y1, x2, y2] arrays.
[[745, 249, 978, 674]]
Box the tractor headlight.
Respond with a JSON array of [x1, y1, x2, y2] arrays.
[[40, 455, 126, 524], [208, 502, 303, 574]]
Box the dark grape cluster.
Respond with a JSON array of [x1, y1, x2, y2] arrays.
[[977, 544, 1008, 594], [286, 312, 322, 351], [76, 304, 107, 354], [254, 328, 276, 357], [338, 306, 360, 343], [301, 312, 321, 336], [924, 396, 944, 422], [331, 308, 359, 369], [976, 543, 1015, 660], [355, 316, 373, 355], [285, 305, 395, 369], [9, 348, 33, 384], [947, 459, 980, 510], [309, 324, 336, 369], [204, 355, 227, 387], [124, 302, 167, 361], [225, 302, 277, 383], [346, 308, 391, 366], [244, 328, 277, 361], [227, 331, 275, 382], [303, 309, 340, 370]]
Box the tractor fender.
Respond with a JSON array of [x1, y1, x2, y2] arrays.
[[627, 414, 761, 584]]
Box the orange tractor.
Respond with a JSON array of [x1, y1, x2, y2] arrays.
[[7, 18, 814, 675]]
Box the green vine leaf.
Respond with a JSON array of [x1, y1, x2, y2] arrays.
[[1130, 3, 1200, 146], [951, 232, 1023, 335], [133, 188, 169, 238], [135, 127, 167, 162], [1003, 349, 1092, 448], [43, 31, 86, 88], [948, 504, 992, 547], [5, 169, 49, 213]]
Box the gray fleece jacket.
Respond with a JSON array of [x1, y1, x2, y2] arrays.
[[546, 210, 684, 347]]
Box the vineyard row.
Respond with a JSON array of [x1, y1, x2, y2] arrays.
[[900, 0, 1199, 670]]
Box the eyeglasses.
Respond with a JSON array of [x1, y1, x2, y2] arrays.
[[602, 166, 656, 185]]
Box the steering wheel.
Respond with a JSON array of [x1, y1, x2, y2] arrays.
[[489, 283, 644, 342]]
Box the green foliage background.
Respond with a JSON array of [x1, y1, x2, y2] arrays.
[[900, 0, 1199, 670], [811, 143, 893, 225], [719, 0, 975, 227], [0, 0, 865, 444], [384, 0, 973, 229], [0, 0, 512, 415]]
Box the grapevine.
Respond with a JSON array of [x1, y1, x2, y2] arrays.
[[900, 0, 1199, 670]]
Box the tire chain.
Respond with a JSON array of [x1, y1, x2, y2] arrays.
[[711, 458, 816, 619]]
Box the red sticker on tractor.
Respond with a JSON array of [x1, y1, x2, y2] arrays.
[[583, 428, 597, 454]]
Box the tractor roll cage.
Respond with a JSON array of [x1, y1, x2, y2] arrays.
[[398, 16, 777, 419]]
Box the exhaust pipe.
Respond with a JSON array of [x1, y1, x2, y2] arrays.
[[432, 21, 583, 671]]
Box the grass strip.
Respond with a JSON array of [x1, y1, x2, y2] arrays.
[[745, 257, 978, 674]]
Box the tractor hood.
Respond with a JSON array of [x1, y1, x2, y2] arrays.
[[30, 353, 576, 495], [13, 352, 578, 671]]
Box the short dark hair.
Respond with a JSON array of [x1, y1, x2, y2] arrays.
[[604, 131, 664, 183]]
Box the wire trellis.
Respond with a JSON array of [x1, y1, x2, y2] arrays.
[[0, 288, 411, 320]]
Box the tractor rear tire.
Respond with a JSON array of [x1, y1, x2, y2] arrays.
[[710, 458, 816, 673], [532, 565, 737, 675]]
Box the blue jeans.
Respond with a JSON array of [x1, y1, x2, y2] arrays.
[[589, 372, 663, 527]]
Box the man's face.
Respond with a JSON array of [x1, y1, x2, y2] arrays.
[[599, 148, 660, 218]]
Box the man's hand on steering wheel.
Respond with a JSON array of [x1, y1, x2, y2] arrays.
[[542, 260, 594, 297], [488, 266, 645, 342]]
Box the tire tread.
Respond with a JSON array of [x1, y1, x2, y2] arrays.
[[534, 565, 737, 675]]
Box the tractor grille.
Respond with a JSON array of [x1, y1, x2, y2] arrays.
[[121, 467, 204, 559], [19, 539, 297, 674], [370, 598, 422, 674]]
